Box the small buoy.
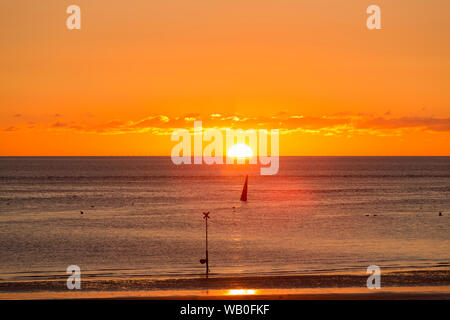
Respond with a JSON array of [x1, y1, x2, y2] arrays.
[[90, 205, 95, 208], [439, 212, 443, 216], [80, 211, 84, 214]]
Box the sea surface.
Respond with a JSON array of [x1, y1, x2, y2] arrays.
[[0, 157, 449, 284]]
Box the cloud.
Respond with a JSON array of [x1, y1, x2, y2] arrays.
[[51, 122, 68, 128], [359, 117, 450, 132], [6, 113, 450, 137]]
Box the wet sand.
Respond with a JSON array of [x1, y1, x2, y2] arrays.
[[0, 269, 449, 299], [1, 287, 449, 300]]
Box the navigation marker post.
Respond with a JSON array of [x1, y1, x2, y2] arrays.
[[200, 212, 210, 278]]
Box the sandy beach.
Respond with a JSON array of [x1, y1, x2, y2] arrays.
[[1, 269, 449, 300]]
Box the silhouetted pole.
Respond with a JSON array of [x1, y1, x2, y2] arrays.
[[200, 211, 210, 278]]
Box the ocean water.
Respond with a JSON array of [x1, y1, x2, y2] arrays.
[[0, 157, 449, 282]]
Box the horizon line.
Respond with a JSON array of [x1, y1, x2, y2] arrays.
[[1, 155, 450, 158]]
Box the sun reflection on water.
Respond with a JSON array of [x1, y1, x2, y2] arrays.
[[228, 289, 257, 295]]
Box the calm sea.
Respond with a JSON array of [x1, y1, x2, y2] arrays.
[[0, 157, 449, 282]]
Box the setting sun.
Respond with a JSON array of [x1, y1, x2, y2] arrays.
[[227, 144, 254, 158]]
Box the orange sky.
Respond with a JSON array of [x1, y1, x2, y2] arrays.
[[1, 0, 449, 155]]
